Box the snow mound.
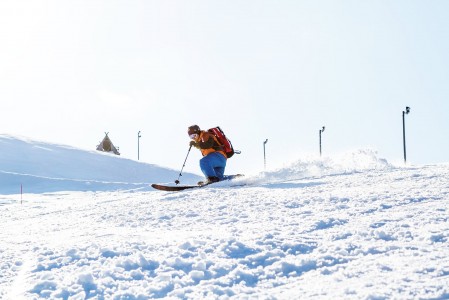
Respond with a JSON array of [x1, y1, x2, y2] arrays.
[[0, 134, 201, 194]]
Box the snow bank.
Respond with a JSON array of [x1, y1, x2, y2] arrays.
[[0, 134, 201, 194]]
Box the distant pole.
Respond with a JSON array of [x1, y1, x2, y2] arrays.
[[402, 106, 411, 164], [263, 139, 268, 170], [319, 126, 325, 157], [21, 184, 23, 204], [137, 131, 142, 160]]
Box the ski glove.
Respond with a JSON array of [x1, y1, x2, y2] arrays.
[[189, 141, 199, 148]]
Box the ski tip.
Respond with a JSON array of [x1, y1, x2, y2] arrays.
[[224, 174, 244, 180]]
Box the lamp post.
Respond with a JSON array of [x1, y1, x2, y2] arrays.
[[319, 126, 325, 157], [402, 106, 410, 164], [137, 131, 142, 160], [263, 139, 268, 170]]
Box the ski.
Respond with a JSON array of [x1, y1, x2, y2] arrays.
[[151, 184, 202, 191], [151, 174, 244, 191]]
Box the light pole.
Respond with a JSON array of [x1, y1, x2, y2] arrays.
[[402, 106, 410, 164], [319, 126, 325, 157], [137, 131, 142, 160], [263, 139, 268, 170]]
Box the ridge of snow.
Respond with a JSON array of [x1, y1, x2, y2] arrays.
[[0, 134, 201, 194]]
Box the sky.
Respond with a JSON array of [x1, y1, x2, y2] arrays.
[[1, 0, 448, 176]]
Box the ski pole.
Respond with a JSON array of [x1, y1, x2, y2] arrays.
[[175, 145, 192, 184]]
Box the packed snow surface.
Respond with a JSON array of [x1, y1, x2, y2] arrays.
[[1, 135, 449, 299]]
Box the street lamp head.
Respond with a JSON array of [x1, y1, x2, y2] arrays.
[[322, 126, 325, 132], [264, 139, 268, 145], [405, 106, 410, 114]]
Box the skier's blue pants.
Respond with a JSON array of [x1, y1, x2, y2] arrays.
[[200, 152, 227, 180]]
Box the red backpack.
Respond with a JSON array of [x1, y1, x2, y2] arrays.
[[208, 126, 235, 158]]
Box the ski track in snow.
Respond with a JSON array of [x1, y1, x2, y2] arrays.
[[1, 164, 449, 299]]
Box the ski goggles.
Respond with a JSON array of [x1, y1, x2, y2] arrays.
[[189, 134, 198, 140]]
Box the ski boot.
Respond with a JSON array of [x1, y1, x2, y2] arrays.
[[198, 176, 220, 186]]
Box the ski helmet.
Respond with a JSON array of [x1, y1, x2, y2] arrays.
[[188, 125, 200, 135]]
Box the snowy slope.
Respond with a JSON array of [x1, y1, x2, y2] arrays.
[[0, 134, 201, 194], [1, 136, 449, 299]]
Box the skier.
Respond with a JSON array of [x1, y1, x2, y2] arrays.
[[188, 125, 226, 184]]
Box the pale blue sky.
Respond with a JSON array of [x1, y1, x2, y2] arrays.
[[1, 0, 448, 176]]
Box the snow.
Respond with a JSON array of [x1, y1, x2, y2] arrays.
[[1, 135, 449, 299]]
